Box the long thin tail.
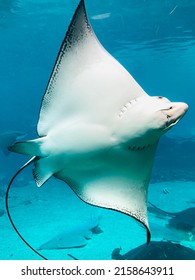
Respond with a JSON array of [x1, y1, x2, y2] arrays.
[[5, 156, 48, 260]]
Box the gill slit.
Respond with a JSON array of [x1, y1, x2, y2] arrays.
[[118, 98, 138, 118], [128, 144, 151, 151]]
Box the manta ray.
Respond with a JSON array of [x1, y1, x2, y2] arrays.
[[8, 0, 188, 248], [149, 202, 195, 233]]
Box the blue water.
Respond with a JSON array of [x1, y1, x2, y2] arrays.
[[0, 0, 195, 260]]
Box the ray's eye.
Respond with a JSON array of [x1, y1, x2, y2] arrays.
[[158, 96, 163, 99], [169, 106, 173, 109]]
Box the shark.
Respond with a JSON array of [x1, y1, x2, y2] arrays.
[[38, 216, 102, 250], [8, 0, 188, 247]]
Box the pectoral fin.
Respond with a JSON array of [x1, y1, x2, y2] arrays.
[[9, 137, 48, 157]]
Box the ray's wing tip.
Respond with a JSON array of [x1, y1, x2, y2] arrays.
[[79, 0, 85, 6], [76, 0, 86, 16]]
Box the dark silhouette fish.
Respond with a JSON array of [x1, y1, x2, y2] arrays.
[[112, 241, 195, 260]]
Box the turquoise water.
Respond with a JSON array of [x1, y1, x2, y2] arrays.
[[0, 0, 195, 260]]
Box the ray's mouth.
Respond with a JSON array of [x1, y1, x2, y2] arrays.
[[165, 115, 180, 129], [162, 102, 188, 130]]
